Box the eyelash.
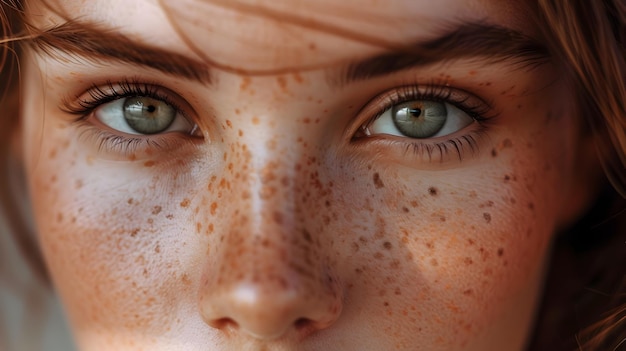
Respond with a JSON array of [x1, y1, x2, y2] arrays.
[[61, 80, 494, 161], [353, 84, 496, 162], [61, 79, 196, 155]]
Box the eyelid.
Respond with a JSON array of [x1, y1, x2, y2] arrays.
[[60, 79, 199, 124], [346, 83, 497, 164], [354, 84, 494, 137]]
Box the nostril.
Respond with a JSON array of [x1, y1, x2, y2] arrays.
[[210, 317, 239, 331], [294, 318, 312, 330], [294, 317, 322, 335]]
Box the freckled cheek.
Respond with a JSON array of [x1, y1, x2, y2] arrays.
[[29, 139, 197, 335], [324, 164, 553, 338]]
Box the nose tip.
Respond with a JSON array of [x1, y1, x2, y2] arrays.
[[201, 281, 342, 340]]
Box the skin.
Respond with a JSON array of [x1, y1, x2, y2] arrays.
[[18, 0, 599, 350]]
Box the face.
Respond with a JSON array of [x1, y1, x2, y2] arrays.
[[19, 0, 594, 350]]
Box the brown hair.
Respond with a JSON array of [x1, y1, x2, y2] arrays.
[[529, 1, 626, 349], [1, 0, 625, 349]]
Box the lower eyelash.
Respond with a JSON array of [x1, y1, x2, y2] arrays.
[[352, 122, 489, 164], [76, 125, 189, 155], [403, 133, 482, 162]]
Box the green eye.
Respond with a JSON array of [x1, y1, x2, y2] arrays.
[[123, 96, 177, 134], [94, 95, 196, 136], [365, 99, 473, 139], [391, 101, 447, 139]]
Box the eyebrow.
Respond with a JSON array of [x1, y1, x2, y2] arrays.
[[340, 22, 550, 85], [30, 21, 213, 84], [30, 21, 548, 86]]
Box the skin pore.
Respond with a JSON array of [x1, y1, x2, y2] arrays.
[[18, 0, 599, 350]]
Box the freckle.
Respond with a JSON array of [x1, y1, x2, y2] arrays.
[[485, 82, 491, 86], [208, 223, 214, 233], [483, 213, 491, 223], [383, 241, 392, 250], [426, 241, 434, 249], [75, 179, 83, 189], [154, 244, 161, 253], [210, 202, 218, 215], [151, 206, 162, 215], [463, 289, 473, 296], [291, 73, 305, 84], [352, 242, 360, 252], [272, 211, 283, 224], [234, 108, 240, 115], [528, 202, 535, 211], [181, 274, 192, 286], [196, 222, 202, 233], [49, 148, 57, 158], [166, 214, 174, 220], [374, 252, 384, 259], [128, 198, 134, 205], [302, 117, 311, 124], [410, 200, 419, 208], [504, 175, 510, 181], [180, 198, 191, 208], [240, 77, 251, 91], [428, 187, 438, 196], [238, 129, 243, 137], [497, 248, 504, 257], [144, 160, 155, 167], [491, 148, 498, 157], [277, 76, 288, 90], [225, 120, 232, 128], [467, 239, 475, 245], [517, 104, 522, 109], [463, 257, 473, 265], [402, 206, 409, 213], [430, 258, 438, 266], [502, 139, 513, 148], [373, 172, 385, 188], [130, 228, 140, 237], [56, 213, 63, 223], [147, 218, 154, 225]]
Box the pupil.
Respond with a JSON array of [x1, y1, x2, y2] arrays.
[[409, 108, 422, 118], [146, 105, 156, 113]]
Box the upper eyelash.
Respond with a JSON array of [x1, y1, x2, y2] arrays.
[[350, 83, 496, 163], [363, 84, 495, 129], [60, 79, 187, 121]]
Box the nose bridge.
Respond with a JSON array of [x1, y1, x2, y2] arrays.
[[198, 129, 342, 339], [222, 155, 320, 290]]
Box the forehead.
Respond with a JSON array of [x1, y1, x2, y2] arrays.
[[32, 0, 534, 72]]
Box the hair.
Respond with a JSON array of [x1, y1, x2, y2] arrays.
[[0, 0, 625, 350]]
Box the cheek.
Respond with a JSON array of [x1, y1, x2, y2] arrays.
[[317, 136, 563, 348], [27, 127, 205, 338]]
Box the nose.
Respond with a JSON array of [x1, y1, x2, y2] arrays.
[[198, 159, 343, 340]]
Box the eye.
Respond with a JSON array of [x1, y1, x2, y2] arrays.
[[95, 96, 195, 135], [364, 99, 474, 139]]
